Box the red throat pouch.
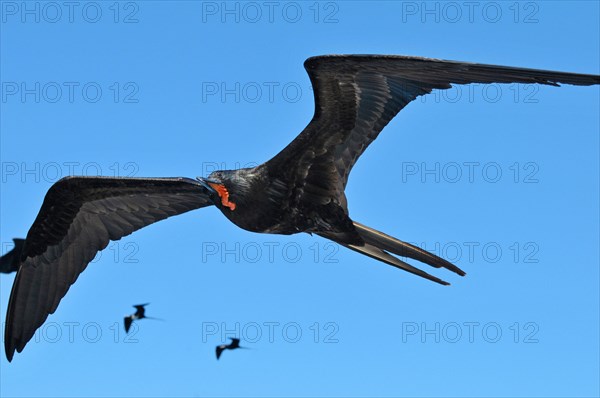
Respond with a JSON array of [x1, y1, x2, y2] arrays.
[[208, 183, 237, 211]]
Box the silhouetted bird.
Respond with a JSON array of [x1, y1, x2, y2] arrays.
[[124, 304, 149, 333], [4, 55, 600, 361], [216, 338, 243, 360], [0, 239, 24, 274]]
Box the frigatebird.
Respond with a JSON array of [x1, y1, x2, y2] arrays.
[[0, 238, 24, 274], [124, 304, 150, 333], [216, 338, 244, 360], [3, 55, 600, 361]]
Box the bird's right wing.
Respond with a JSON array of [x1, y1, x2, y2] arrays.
[[5, 176, 214, 361], [134, 304, 149, 316]]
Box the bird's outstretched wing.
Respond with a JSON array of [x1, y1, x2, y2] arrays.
[[134, 304, 149, 317], [0, 238, 25, 274], [5, 176, 214, 361], [266, 55, 600, 207], [124, 316, 133, 334], [216, 345, 226, 360]]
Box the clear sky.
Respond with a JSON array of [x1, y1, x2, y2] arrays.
[[0, 1, 598, 397]]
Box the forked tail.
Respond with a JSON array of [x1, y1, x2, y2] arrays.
[[337, 222, 466, 285]]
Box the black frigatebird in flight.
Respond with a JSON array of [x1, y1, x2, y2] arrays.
[[216, 338, 244, 360], [0, 238, 24, 274], [124, 304, 151, 333], [3, 55, 600, 361]]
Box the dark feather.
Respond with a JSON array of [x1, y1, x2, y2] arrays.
[[124, 316, 133, 333], [215, 338, 243, 360], [0, 238, 25, 274], [216, 345, 226, 360], [5, 176, 214, 361], [353, 221, 466, 278], [133, 304, 148, 318], [267, 55, 600, 210]]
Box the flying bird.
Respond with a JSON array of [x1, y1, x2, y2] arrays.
[[4, 55, 600, 361], [0, 238, 25, 274], [216, 338, 244, 360], [124, 304, 150, 333]]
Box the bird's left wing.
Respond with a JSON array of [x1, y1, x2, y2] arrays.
[[0, 238, 25, 274], [124, 316, 133, 333], [216, 345, 225, 359], [5, 176, 214, 361], [266, 55, 600, 206]]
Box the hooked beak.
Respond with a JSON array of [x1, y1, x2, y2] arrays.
[[196, 177, 219, 194], [197, 177, 237, 211]]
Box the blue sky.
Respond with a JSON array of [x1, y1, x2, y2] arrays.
[[0, 1, 598, 397]]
